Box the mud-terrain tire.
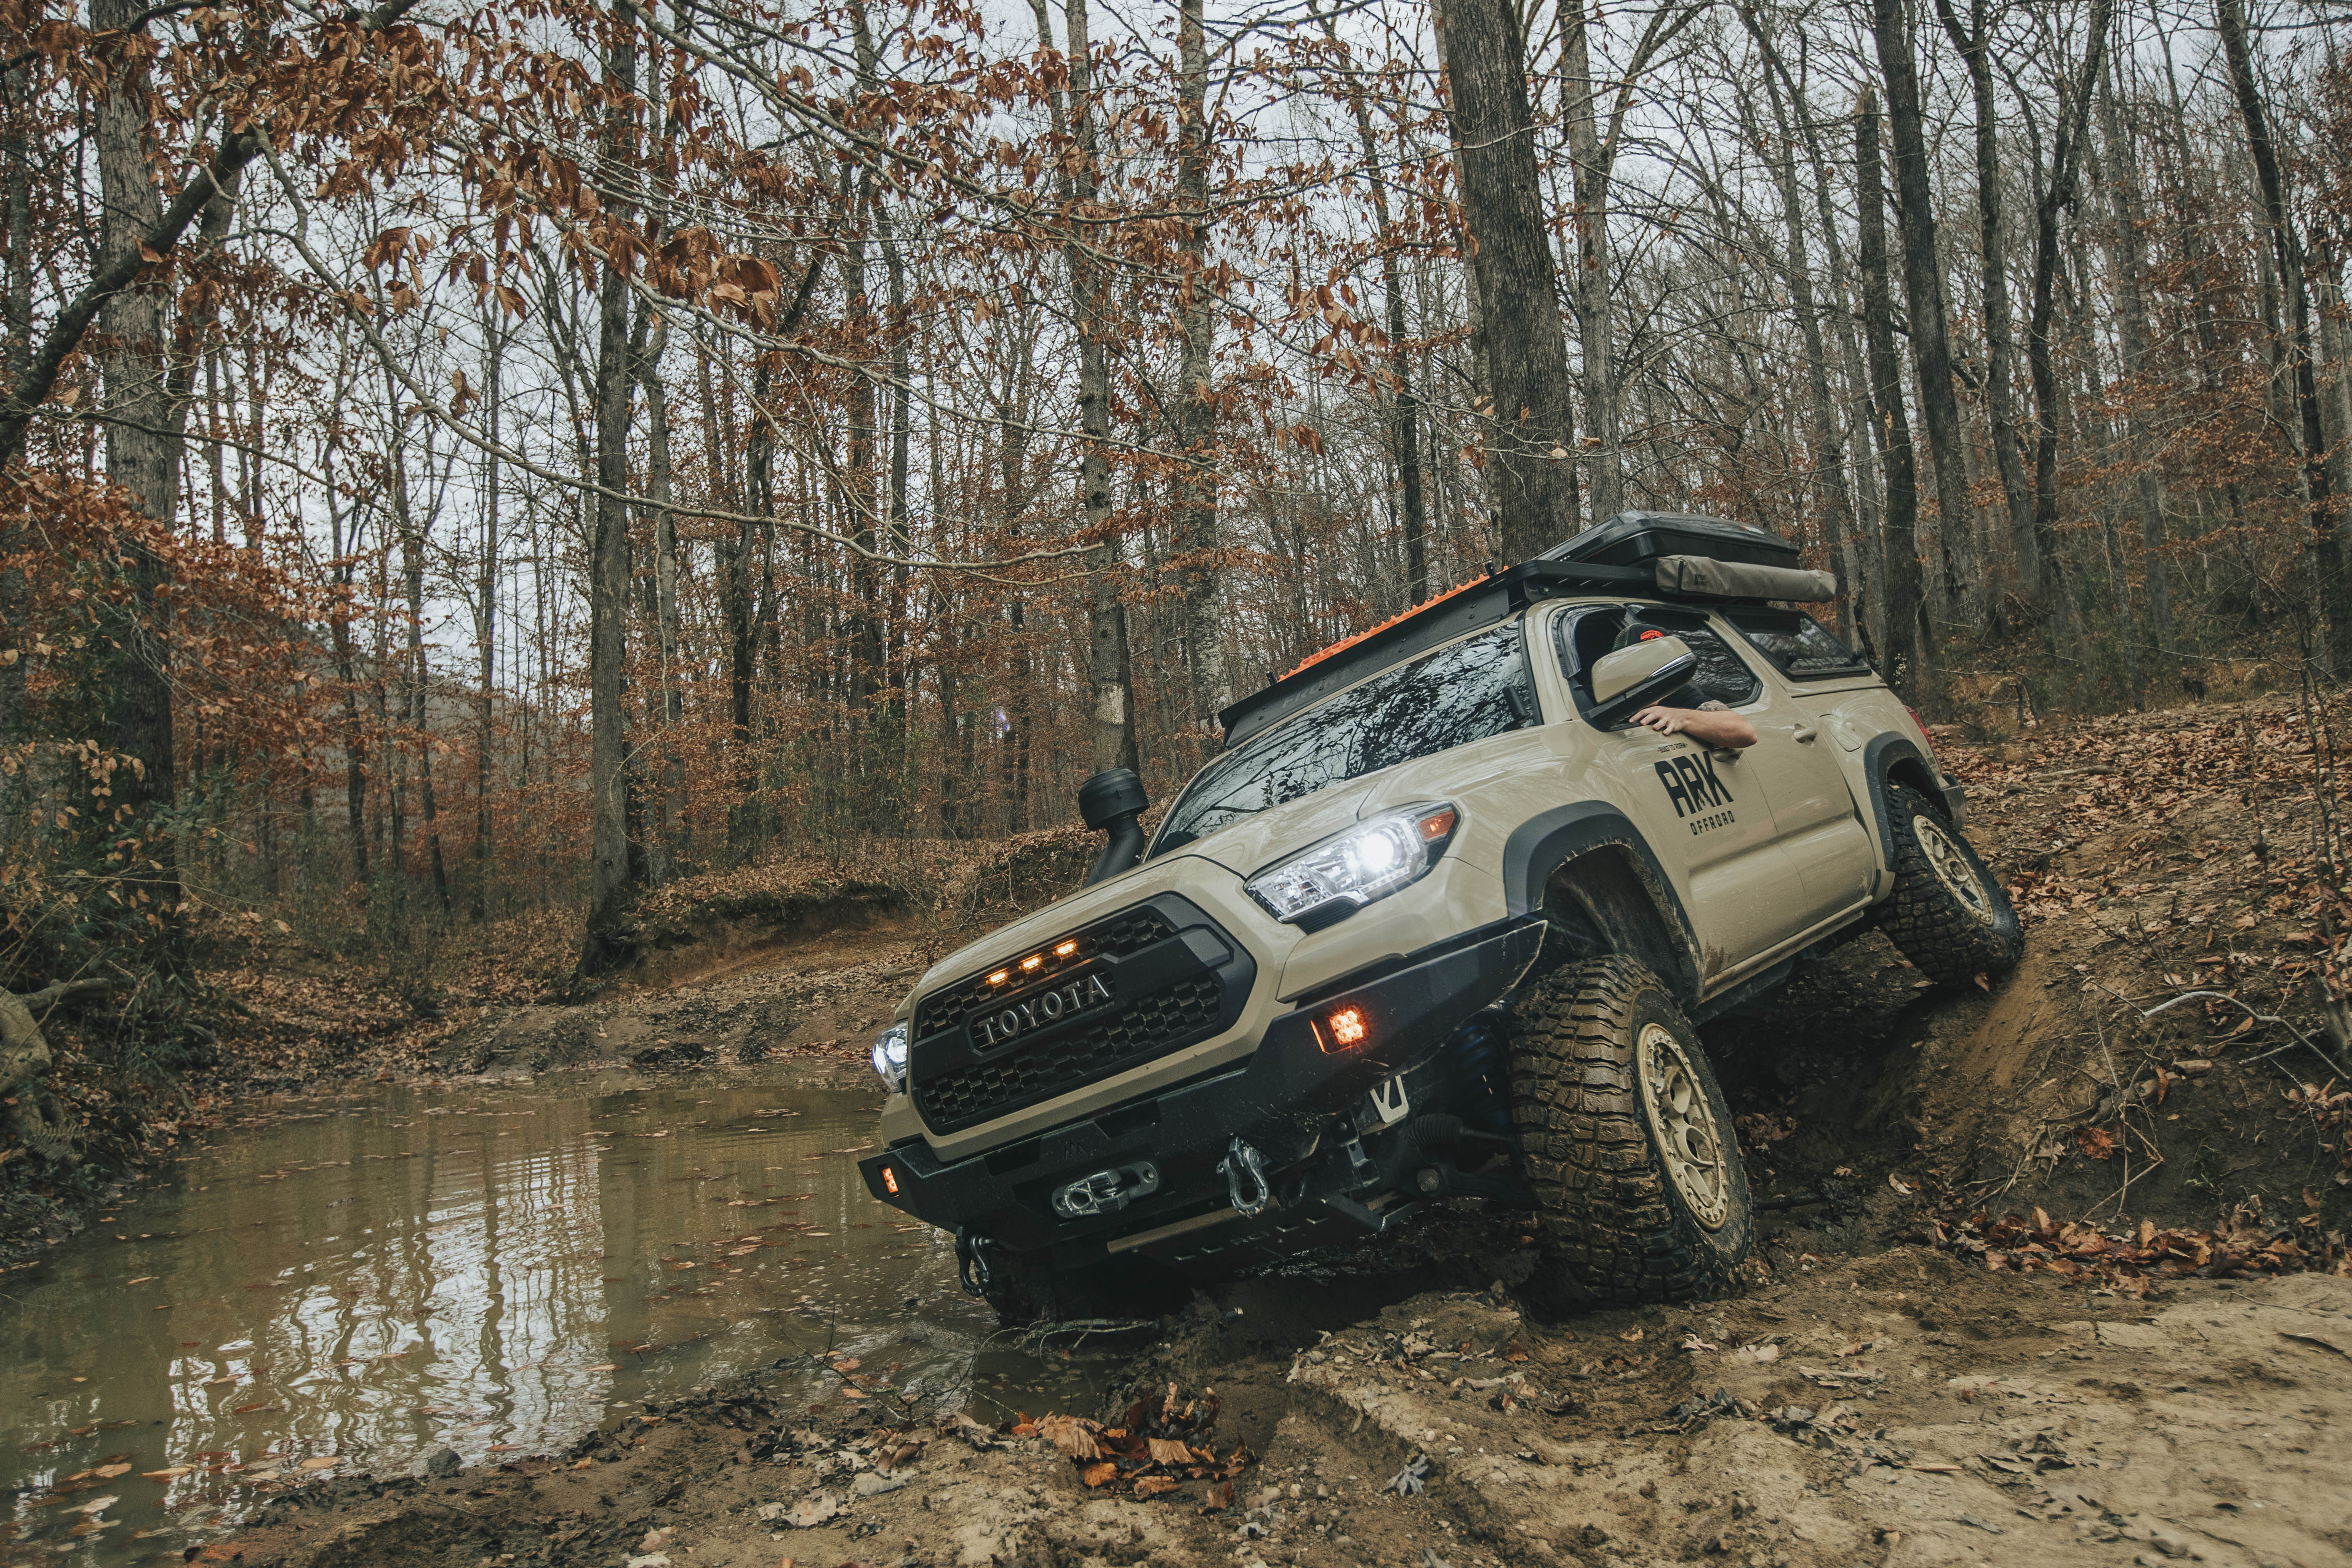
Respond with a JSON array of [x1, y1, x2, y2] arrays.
[[977, 1250, 1177, 1327], [1876, 782, 2023, 986], [1509, 956, 1753, 1306]]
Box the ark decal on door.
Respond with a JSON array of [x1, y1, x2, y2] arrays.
[[1655, 753, 1735, 831]]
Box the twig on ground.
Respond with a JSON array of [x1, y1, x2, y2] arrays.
[[2134, 989, 2349, 1079]]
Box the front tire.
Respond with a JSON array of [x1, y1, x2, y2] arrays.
[[1877, 783, 2024, 985], [1509, 956, 1753, 1306], [974, 1249, 1178, 1327]]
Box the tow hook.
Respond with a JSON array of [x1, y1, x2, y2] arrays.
[[954, 1226, 994, 1298], [1218, 1138, 1274, 1218]]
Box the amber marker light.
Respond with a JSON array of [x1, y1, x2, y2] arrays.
[[986, 970, 1010, 986], [1417, 807, 1458, 841], [881, 1165, 901, 1195], [1020, 954, 1044, 972], [1054, 940, 1078, 958], [1326, 1006, 1368, 1047]]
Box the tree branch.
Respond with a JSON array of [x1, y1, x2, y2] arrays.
[[0, 0, 424, 471]]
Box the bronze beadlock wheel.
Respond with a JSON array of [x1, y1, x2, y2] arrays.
[[1509, 955, 1754, 1306], [1636, 1021, 1733, 1231], [1877, 782, 2025, 985]]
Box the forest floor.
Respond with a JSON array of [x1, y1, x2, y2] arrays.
[[13, 694, 2352, 1566]]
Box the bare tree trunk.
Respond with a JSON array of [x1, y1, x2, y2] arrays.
[[391, 437, 452, 915], [1934, 0, 2039, 611], [585, 0, 640, 939], [1867, 0, 1973, 622], [1742, 6, 1862, 640], [884, 216, 913, 741], [0, 56, 30, 784], [1436, 0, 1580, 563], [2215, 0, 2346, 673], [87, 0, 200, 948], [2094, 57, 2170, 658], [1857, 89, 1927, 702], [1560, 9, 1621, 521], [327, 454, 371, 887], [2025, 0, 2114, 658], [1324, 15, 1430, 608], [473, 316, 501, 919], [637, 14, 682, 882], [1784, 68, 1887, 653], [638, 314, 679, 883], [1173, 0, 1226, 731], [846, 0, 886, 743], [1036, 0, 1139, 774]]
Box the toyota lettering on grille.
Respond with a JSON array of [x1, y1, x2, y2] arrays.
[[972, 972, 1114, 1048]]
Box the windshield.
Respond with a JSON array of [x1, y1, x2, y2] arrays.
[[1149, 623, 1531, 857]]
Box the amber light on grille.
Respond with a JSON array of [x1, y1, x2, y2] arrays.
[[1054, 940, 1079, 957], [1323, 1005, 1368, 1050]]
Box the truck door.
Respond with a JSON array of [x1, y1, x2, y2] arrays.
[[1711, 609, 1886, 928], [1553, 607, 1818, 981]]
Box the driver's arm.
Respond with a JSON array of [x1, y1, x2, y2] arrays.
[[1629, 704, 1759, 749]]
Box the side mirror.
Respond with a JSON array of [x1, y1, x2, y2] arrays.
[[1077, 768, 1149, 886], [1589, 636, 1698, 726]]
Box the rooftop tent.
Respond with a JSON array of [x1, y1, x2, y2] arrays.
[[1537, 510, 1801, 571]]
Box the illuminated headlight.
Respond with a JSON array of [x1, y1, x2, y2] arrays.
[[870, 1023, 909, 1092], [1246, 804, 1459, 929]]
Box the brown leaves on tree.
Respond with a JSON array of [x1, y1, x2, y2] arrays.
[[1011, 1382, 1248, 1502]]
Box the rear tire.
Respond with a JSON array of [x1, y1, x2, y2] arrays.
[[1876, 783, 2023, 986], [1508, 956, 1753, 1306]]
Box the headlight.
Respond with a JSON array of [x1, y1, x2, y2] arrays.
[[1246, 803, 1459, 929], [870, 1023, 909, 1092]]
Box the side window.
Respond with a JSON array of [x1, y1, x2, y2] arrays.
[[1723, 607, 1873, 679], [1678, 627, 1763, 707], [1554, 606, 1760, 720]]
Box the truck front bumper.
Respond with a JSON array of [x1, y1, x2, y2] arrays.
[[858, 915, 1544, 1267]]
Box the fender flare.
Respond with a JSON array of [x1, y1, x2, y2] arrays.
[[1859, 733, 1964, 863], [1500, 801, 1705, 1005]]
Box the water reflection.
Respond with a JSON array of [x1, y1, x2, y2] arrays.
[[0, 1071, 1096, 1565]]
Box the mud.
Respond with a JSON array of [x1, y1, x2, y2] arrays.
[[191, 1249, 2349, 1568]]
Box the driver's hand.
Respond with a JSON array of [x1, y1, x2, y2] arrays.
[[1630, 705, 1687, 735]]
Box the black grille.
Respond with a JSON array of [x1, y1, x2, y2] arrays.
[[916, 907, 1177, 1039], [915, 975, 1220, 1131]]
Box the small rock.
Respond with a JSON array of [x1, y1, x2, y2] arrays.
[[625, 1557, 671, 1568], [755, 1502, 788, 1522], [423, 1449, 462, 1480], [2148, 1531, 2193, 1560], [637, 1528, 672, 1552], [853, 1472, 907, 1497]]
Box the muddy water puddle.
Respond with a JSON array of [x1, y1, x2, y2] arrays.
[[2, 1070, 1098, 1564]]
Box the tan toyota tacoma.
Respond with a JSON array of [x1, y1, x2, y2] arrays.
[[858, 513, 2021, 1320]]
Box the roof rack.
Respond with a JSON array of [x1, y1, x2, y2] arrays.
[[1217, 557, 1654, 748], [1216, 511, 1824, 749]]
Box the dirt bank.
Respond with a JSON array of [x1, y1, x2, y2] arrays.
[[196, 1248, 2351, 1568]]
